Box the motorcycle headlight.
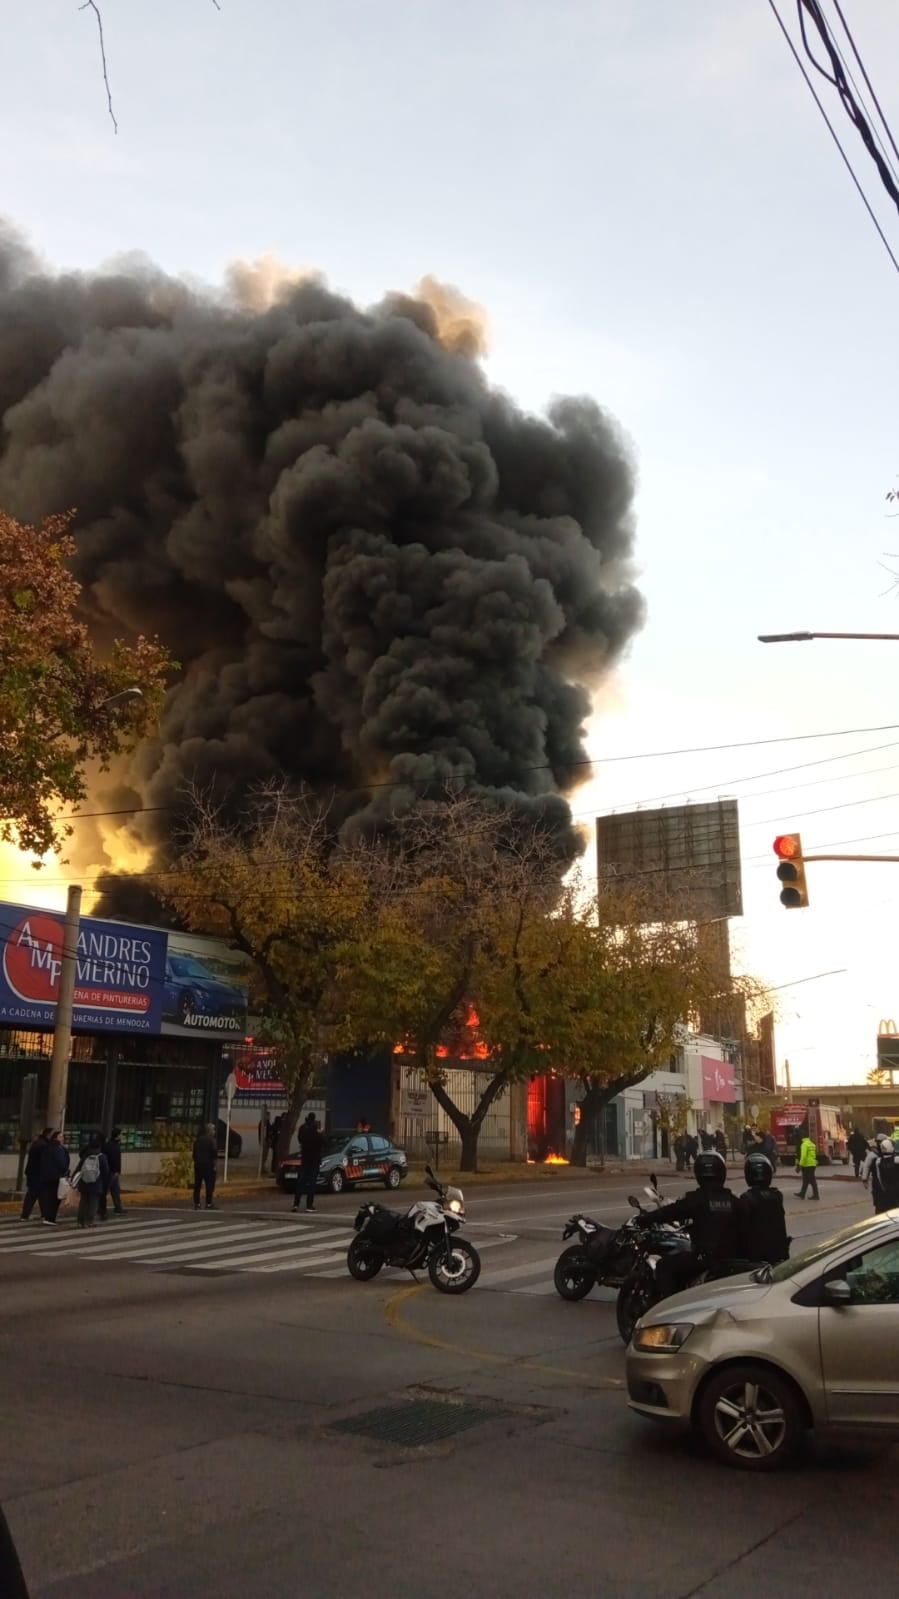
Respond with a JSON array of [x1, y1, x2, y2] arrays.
[[447, 1197, 463, 1215], [633, 1323, 693, 1354]]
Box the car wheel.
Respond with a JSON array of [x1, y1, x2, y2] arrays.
[[384, 1166, 403, 1190], [696, 1363, 804, 1471], [329, 1169, 345, 1194], [553, 1245, 595, 1301]]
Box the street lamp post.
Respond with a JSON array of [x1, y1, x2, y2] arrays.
[[758, 631, 899, 643]]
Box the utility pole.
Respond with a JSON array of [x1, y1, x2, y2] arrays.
[[47, 884, 82, 1132]]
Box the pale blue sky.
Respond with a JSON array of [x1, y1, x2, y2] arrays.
[[5, 0, 899, 1088]]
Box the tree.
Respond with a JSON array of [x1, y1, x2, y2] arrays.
[[164, 785, 377, 1164], [348, 794, 565, 1172], [0, 509, 171, 857], [533, 887, 766, 1168]]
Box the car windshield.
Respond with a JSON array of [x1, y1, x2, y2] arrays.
[[764, 1215, 896, 1283], [322, 1135, 355, 1156]]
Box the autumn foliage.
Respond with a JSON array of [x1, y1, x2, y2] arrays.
[[0, 509, 172, 855]]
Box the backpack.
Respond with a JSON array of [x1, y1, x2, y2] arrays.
[[80, 1153, 101, 1186], [876, 1153, 899, 1206]]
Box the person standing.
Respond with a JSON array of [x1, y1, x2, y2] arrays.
[[847, 1126, 868, 1179], [292, 1113, 323, 1213], [192, 1123, 218, 1210], [869, 1136, 899, 1214], [37, 1130, 69, 1226], [98, 1127, 124, 1219], [20, 1128, 51, 1220], [74, 1134, 108, 1229], [795, 1131, 819, 1200]]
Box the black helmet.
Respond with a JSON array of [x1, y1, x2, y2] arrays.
[[694, 1150, 727, 1188], [744, 1152, 773, 1189]]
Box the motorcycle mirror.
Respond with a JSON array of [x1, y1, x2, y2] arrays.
[[650, 1173, 659, 1190], [627, 1194, 642, 1209]]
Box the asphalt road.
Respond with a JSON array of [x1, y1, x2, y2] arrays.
[[1, 1169, 893, 1599]]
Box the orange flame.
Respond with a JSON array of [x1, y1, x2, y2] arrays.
[[543, 1153, 569, 1166]]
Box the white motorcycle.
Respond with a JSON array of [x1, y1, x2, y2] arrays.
[[346, 1165, 481, 1294]]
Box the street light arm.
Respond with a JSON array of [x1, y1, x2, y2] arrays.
[[759, 632, 899, 643]]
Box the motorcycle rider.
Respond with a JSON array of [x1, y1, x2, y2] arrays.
[[737, 1152, 790, 1265], [869, 1135, 899, 1214], [634, 1151, 741, 1301]]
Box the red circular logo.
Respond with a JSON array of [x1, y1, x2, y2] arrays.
[[3, 913, 64, 1003]]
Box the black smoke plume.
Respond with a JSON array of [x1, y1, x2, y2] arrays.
[[0, 225, 644, 908]]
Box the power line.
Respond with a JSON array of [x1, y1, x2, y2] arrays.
[[797, 0, 899, 212], [830, 0, 899, 169], [53, 719, 899, 824], [766, 0, 899, 276]]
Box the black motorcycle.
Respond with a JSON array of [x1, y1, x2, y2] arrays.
[[346, 1165, 481, 1294], [615, 1185, 753, 1344], [553, 1213, 641, 1301]]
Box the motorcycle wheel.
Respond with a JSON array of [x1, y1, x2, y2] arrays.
[[617, 1271, 655, 1344], [553, 1245, 595, 1301], [346, 1237, 383, 1281], [428, 1239, 481, 1294]]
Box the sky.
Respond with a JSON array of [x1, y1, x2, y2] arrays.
[[3, 0, 899, 1090]]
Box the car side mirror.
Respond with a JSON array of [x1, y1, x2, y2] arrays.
[[824, 1278, 852, 1306]]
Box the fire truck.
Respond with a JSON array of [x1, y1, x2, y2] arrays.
[[770, 1100, 849, 1166]]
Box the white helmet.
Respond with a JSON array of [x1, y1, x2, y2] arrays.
[[878, 1136, 895, 1155]]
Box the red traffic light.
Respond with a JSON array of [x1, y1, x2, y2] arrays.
[[773, 834, 801, 860]]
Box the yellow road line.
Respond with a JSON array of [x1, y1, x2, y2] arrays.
[[383, 1284, 624, 1390]]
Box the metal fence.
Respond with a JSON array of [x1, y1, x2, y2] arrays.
[[399, 1064, 511, 1160]]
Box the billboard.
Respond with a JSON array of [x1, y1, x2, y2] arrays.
[[0, 902, 252, 1039], [701, 1055, 736, 1106], [596, 800, 743, 922], [161, 930, 251, 1039], [0, 903, 167, 1033]]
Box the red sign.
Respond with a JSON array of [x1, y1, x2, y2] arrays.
[[701, 1056, 736, 1106]]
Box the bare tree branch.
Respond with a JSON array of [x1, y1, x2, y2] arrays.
[[79, 1, 117, 132]]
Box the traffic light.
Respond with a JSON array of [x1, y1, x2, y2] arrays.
[[773, 833, 809, 908]]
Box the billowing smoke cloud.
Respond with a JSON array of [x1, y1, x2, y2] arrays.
[[0, 223, 643, 906]]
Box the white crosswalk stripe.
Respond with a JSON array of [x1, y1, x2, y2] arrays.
[[0, 1214, 557, 1287], [0, 1214, 355, 1277]]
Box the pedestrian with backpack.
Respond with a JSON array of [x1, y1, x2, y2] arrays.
[[74, 1134, 108, 1229]]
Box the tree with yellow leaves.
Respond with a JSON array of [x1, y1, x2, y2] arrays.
[[0, 509, 171, 857]]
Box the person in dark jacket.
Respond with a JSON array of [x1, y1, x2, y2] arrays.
[[635, 1151, 742, 1301], [20, 1128, 52, 1220], [737, 1153, 790, 1264], [98, 1127, 124, 1219], [848, 1127, 868, 1179], [714, 1128, 727, 1159], [292, 1114, 323, 1212], [193, 1124, 218, 1210], [74, 1134, 108, 1229], [37, 1130, 69, 1225]]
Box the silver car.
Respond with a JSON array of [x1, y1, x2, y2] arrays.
[[626, 1211, 899, 1470]]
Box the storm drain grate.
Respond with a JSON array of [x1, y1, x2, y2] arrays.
[[330, 1399, 499, 1447]]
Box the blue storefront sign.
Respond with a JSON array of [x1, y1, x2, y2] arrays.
[[0, 902, 167, 1034]]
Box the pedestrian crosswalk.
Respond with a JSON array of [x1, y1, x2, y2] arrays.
[[0, 1212, 358, 1277], [0, 1214, 591, 1294]]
